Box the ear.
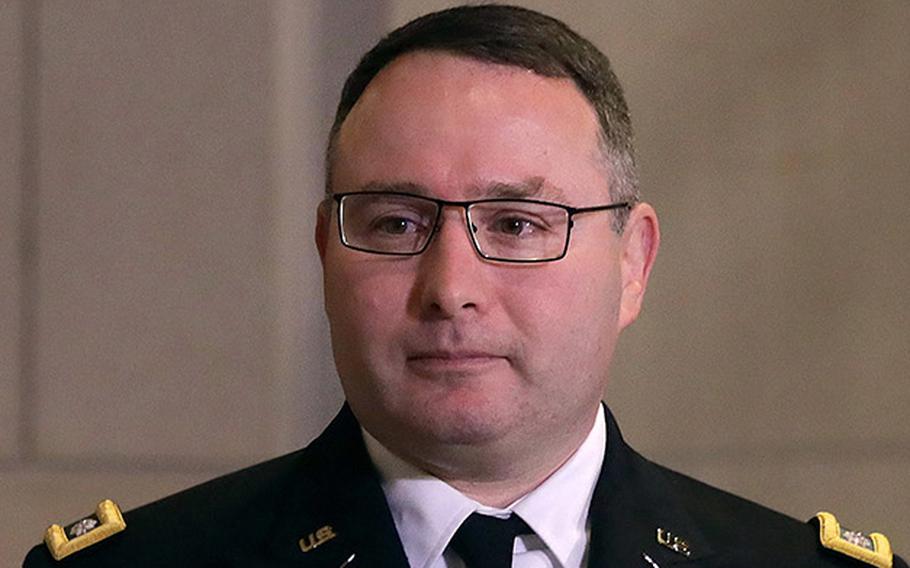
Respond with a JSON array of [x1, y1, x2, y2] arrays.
[[618, 202, 660, 330], [314, 199, 330, 265]]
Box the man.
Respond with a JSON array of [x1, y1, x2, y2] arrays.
[[24, 5, 905, 567]]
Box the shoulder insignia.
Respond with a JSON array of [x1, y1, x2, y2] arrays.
[[814, 511, 893, 568], [44, 499, 126, 561]]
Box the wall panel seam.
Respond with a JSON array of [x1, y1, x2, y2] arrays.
[[17, 0, 43, 464]]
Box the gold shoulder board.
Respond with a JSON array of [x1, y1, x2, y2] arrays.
[[815, 511, 893, 568], [44, 499, 127, 561]]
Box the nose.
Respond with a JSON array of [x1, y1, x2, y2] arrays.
[[411, 208, 489, 319]]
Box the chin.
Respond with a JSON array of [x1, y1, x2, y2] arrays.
[[400, 394, 515, 447], [348, 375, 522, 449]]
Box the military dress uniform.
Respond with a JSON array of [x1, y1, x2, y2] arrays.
[[24, 405, 906, 567]]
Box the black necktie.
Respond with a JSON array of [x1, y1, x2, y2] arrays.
[[449, 512, 532, 568]]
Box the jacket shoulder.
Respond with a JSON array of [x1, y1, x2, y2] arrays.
[[654, 462, 906, 567], [23, 441, 321, 567]]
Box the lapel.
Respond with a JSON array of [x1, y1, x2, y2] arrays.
[[248, 405, 410, 568], [224, 404, 728, 567], [587, 407, 717, 567]]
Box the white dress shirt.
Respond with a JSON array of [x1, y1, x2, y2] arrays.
[[363, 406, 606, 568]]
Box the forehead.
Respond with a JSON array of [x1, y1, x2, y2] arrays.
[[333, 52, 609, 202]]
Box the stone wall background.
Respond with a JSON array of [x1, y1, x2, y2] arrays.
[[2, 1, 907, 562]]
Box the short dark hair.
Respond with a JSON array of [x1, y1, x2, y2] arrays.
[[326, 3, 637, 230]]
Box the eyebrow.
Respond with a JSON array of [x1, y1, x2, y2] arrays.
[[477, 177, 568, 202], [358, 181, 430, 195], [356, 177, 569, 202]]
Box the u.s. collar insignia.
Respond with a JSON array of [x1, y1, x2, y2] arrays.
[[299, 525, 338, 553], [815, 512, 893, 568], [44, 499, 126, 560], [656, 527, 691, 557]]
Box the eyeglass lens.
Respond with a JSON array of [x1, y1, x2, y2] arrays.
[[338, 193, 570, 261]]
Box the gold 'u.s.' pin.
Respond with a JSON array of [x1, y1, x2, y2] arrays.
[[299, 525, 338, 552], [656, 527, 691, 557]]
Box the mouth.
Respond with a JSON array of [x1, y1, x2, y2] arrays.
[[405, 351, 508, 374]]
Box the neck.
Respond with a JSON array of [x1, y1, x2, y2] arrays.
[[378, 407, 600, 508], [437, 449, 577, 508]]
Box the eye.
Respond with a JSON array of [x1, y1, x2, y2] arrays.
[[486, 210, 555, 238], [369, 214, 424, 235], [492, 216, 538, 236]]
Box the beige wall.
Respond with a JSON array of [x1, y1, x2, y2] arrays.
[[1, 0, 24, 462], [2, 1, 907, 562]]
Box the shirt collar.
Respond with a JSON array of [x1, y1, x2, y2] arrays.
[[364, 406, 606, 568]]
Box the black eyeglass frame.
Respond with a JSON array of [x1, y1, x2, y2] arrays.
[[330, 191, 634, 263]]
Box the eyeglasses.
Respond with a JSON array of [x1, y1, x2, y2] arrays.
[[330, 191, 632, 263]]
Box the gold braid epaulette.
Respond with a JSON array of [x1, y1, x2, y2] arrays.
[[44, 499, 126, 561], [815, 511, 893, 568]]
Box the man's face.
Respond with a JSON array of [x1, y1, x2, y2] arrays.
[[318, 52, 657, 473]]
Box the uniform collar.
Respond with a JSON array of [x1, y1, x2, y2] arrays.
[[588, 408, 716, 566], [364, 406, 606, 568], [256, 404, 720, 568], [261, 404, 410, 568]]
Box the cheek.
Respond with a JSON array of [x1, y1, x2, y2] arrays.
[[326, 264, 406, 400], [506, 262, 622, 365], [325, 258, 409, 345]]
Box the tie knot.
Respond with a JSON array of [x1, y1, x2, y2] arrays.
[[450, 513, 532, 568]]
